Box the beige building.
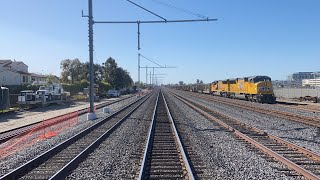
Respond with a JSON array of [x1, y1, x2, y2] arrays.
[[302, 78, 320, 87], [0, 59, 59, 86]]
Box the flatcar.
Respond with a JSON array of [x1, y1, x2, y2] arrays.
[[210, 76, 276, 103]]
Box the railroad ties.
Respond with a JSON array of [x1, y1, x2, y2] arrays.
[[0, 95, 150, 180], [138, 92, 194, 179], [171, 91, 320, 179]]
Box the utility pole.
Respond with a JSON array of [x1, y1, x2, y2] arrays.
[[83, 0, 96, 120], [150, 71, 151, 87], [138, 53, 140, 96], [146, 66, 148, 86]]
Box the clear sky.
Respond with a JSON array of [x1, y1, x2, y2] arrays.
[[1, 0, 319, 84]]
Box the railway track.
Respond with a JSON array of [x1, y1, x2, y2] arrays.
[[170, 91, 320, 179], [176, 90, 320, 127], [138, 91, 194, 179], [0, 95, 133, 144], [0, 93, 151, 180], [276, 102, 320, 113]]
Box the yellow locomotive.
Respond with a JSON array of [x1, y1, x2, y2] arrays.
[[210, 76, 276, 103]]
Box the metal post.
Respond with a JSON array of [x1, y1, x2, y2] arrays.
[[146, 66, 148, 86], [87, 0, 96, 120], [138, 53, 140, 96], [152, 67, 154, 86], [150, 71, 151, 87]]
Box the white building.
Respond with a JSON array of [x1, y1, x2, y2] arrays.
[[0, 60, 30, 86], [0, 59, 58, 86], [302, 78, 320, 87]]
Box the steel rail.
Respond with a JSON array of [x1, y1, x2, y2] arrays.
[[177, 90, 320, 127], [0, 93, 152, 180], [49, 93, 153, 179], [138, 91, 195, 179], [138, 91, 160, 180], [172, 92, 320, 161], [0, 95, 133, 144], [276, 103, 320, 113], [170, 91, 319, 180], [162, 91, 195, 180]]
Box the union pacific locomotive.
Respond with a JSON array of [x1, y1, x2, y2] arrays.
[[210, 76, 276, 103]]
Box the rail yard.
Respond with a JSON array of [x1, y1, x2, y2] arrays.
[[0, 88, 318, 179], [1, 1, 320, 179]]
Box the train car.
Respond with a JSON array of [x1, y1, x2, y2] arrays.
[[210, 75, 276, 103], [229, 79, 238, 97], [245, 76, 275, 103]]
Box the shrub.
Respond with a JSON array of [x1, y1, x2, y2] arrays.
[[98, 81, 111, 92]]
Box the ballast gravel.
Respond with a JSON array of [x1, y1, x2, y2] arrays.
[[163, 90, 295, 179], [175, 90, 320, 154], [66, 92, 157, 179], [0, 95, 140, 177]]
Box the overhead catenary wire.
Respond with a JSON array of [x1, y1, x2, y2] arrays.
[[140, 54, 163, 67], [125, 0, 167, 21], [151, 0, 208, 19]]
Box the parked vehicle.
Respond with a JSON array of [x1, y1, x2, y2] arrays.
[[18, 84, 69, 107], [107, 90, 120, 98], [36, 84, 64, 101], [83, 84, 100, 101]]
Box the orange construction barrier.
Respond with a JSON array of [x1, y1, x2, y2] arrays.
[[0, 112, 78, 159]]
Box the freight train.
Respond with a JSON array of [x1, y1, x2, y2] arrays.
[[171, 75, 276, 104], [210, 76, 276, 103]]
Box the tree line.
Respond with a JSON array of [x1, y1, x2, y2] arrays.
[[60, 57, 133, 90]]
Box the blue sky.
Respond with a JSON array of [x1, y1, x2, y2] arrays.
[[0, 0, 319, 84]]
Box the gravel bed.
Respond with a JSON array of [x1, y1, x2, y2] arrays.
[[0, 95, 141, 177], [163, 90, 294, 179], [66, 92, 157, 179], [222, 95, 320, 119], [174, 90, 320, 154], [183, 90, 320, 119]]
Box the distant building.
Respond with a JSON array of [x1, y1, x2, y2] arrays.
[[287, 72, 320, 82], [0, 59, 59, 86], [302, 78, 320, 87]]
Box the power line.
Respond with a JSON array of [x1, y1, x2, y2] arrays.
[[125, 0, 167, 21], [151, 0, 208, 19], [140, 54, 163, 67]]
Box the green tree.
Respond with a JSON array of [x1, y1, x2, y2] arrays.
[[78, 62, 104, 83], [102, 57, 118, 85], [60, 59, 82, 83], [46, 74, 56, 84], [113, 67, 133, 88]]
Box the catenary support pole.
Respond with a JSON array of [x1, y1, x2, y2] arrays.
[[87, 0, 96, 120], [138, 53, 140, 96], [146, 66, 148, 86]]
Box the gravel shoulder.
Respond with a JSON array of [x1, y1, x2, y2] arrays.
[[174, 90, 320, 154], [163, 90, 293, 179]]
